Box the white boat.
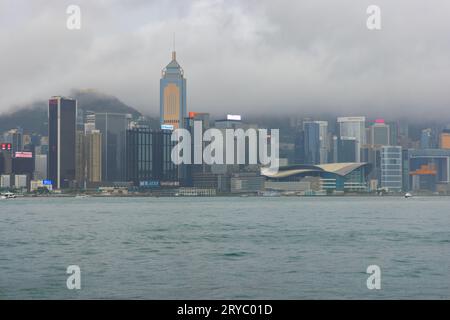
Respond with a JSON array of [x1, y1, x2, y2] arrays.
[[404, 192, 413, 198], [1, 192, 16, 199], [75, 194, 90, 199]]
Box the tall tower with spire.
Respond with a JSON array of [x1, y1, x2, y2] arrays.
[[160, 47, 187, 129]]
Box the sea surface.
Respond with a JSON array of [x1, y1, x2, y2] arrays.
[[0, 196, 449, 299]]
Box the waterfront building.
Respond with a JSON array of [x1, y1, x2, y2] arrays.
[[410, 164, 438, 192], [48, 96, 77, 189], [95, 113, 131, 182], [380, 146, 402, 192], [160, 51, 187, 129], [261, 163, 372, 194], [0, 174, 11, 189], [406, 148, 450, 191], [230, 172, 264, 194], [33, 154, 47, 180], [439, 130, 450, 149], [126, 128, 178, 188]]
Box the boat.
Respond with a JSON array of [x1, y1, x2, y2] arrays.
[[75, 194, 90, 199], [0, 192, 17, 199], [404, 192, 413, 198]]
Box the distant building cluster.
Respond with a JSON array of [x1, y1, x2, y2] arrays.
[[2, 51, 450, 196]]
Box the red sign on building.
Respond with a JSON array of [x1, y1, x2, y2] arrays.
[[1, 143, 12, 151]]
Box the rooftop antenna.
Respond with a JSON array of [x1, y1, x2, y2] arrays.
[[172, 32, 176, 60]]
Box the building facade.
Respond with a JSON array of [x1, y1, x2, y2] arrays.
[[337, 116, 366, 162], [126, 128, 178, 187], [380, 146, 402, 192], [48, 96, 77, 189], [95, 113, 130, 182], [160, 51, 187, 129]]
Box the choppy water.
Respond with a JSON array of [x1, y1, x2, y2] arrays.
[[0, 196, 449, 299]]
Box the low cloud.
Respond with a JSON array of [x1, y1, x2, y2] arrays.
[[1, 0, 450, 120]]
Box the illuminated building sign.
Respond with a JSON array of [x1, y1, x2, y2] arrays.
[[139, 180, 160, 188], [1, 143, 12, 151], [227, 114, 241, 121], [43, 180, 53, 185], [15, 152, 33, 158], [160, 181, 179, 187]]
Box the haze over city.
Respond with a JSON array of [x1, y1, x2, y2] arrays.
[[1, 0, 450, 119]]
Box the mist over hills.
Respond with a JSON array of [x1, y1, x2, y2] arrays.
[[0, 90, 144, 135], [0, 88, 447, 142]]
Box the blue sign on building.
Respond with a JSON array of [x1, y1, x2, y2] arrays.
[[139, 180, 160, 188], [42, 180, 53, 185]]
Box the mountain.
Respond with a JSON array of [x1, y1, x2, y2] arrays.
[[0, 90, 143, 136]]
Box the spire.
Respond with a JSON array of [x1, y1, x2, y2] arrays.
[[172, 32, 176, 61]]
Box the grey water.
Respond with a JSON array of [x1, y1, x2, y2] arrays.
[[0, 196, 449, 299]]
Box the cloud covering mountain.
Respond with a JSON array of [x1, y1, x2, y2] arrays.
[[1, 0, 450, 119]]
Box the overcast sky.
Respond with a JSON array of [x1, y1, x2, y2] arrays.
[[1, 0, 450, 119]]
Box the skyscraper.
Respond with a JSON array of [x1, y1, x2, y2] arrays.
[[370, 121, 390, 146], [338, 137, 357, 163], [337, 116, 366, 162], [48, 96, 77, 189], [304, 120, 328, 164], [420, 128, 433, 149], [126, 128, 178, 186], [95, 113, 130, 182], [85, 130, 102, 184], [380, 146, 402, 192], [3, 128, 23, 154], [160, 51, 187, 129], [303, 121, 320, 165]]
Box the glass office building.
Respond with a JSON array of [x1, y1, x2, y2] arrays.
[[48, 97, 77, 189], [337, 116, 366, 162], [126, 128, 178, 187], [380, 146, 403, 192], [95, 113, 130, 182], [303, 122, 321, 165]]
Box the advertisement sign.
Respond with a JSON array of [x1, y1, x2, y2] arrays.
[[1, 143, 12, 151], [15, 151, 33, 158], [161, 124, 174, 131], [139, 180, 160, 188], [227, 114, 241, 121], [160, 181, 180, 187]]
